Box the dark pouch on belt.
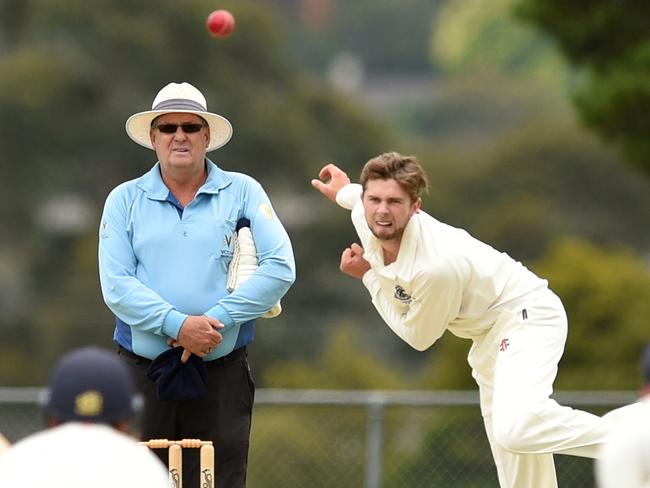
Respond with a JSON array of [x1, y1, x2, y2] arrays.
[[146, 347, 208, 401]]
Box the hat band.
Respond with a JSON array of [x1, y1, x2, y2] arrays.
[[152, 98, 207, 112]]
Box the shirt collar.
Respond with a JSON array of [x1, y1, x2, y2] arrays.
[[201, 158, 233, 194], [136, 158, 232, 200], [364, 213, 420, 280]]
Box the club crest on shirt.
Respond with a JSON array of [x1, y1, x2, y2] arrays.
[[100, 220, 110, 238], [259, 203, 274, 220], [394, 285, 412, 304]]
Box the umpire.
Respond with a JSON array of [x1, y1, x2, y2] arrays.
[[98, 81, 295, 487]]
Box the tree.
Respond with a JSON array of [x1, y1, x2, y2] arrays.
[[262, 325, 411, 390], [533, 239, 650, 390], [431, 0, 571, 84], [515, 0, 650, 176], [444, 125, 650, 261]]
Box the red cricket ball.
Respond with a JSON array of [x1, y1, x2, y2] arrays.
[[206, 9, 235, 38]]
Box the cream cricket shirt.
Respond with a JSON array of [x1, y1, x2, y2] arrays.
[[0, 423, 169, 487], [336, 184, 548, 351], [596, 398, 650, 488]]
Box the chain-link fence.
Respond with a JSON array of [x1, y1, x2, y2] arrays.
[[0, 388, 637, 487]]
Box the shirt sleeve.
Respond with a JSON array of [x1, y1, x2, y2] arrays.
[[205, 179, 296, 327], [98, 186, 187, 340], [336, 183, 363, 210], [361, 265, 462, 351]]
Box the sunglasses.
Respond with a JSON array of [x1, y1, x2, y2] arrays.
[[154, 123, 206, 134]]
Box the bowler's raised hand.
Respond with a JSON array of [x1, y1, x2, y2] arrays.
[[311, 163, 351, 203]]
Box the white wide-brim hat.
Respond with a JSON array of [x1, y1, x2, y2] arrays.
[[125, 82, 233, 152]]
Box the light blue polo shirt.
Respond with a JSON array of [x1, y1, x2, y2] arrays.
[[98, 159, 295, 360]]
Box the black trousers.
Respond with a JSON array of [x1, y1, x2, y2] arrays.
[[118, 346, 255, 488]]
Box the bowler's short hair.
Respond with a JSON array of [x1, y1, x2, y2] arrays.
[[360, 152, 428, 203]]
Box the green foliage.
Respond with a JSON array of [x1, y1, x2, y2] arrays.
[[516, 0, 650, 175], [431, 0, 650, 175], [469, 126, 650, 259], [515, 0, 650, 69], [263, 324, 411, 390], [574, 61, 650, 170], [0, 0, 391, 195], [416, 334, 474, 390], [532, 239, 650, 389], [432, 0, 570, 86], [415, 122, 650, 262], [385, 409, 497, 487], [249, 407, 366, 487]]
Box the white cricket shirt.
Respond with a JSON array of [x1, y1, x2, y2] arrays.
[[0, 423, 169, 487], [337, 184, 548, 351], [596, 398, 650, 488]]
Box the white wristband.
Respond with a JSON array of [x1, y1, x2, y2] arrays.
[[335, 183, 363, 210]]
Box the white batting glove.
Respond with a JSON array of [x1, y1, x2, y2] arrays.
[[227, 225, 282, 318]]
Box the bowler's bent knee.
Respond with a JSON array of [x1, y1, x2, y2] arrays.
[[492, 404, 542, 454]]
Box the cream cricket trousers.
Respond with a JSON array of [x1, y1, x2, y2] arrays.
[[468, 288, 642, 488]]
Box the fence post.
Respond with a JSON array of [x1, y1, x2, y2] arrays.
[[365, 394, 384, 488]]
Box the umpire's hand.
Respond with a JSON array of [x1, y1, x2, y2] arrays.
[[175, 315, 223, 362]]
